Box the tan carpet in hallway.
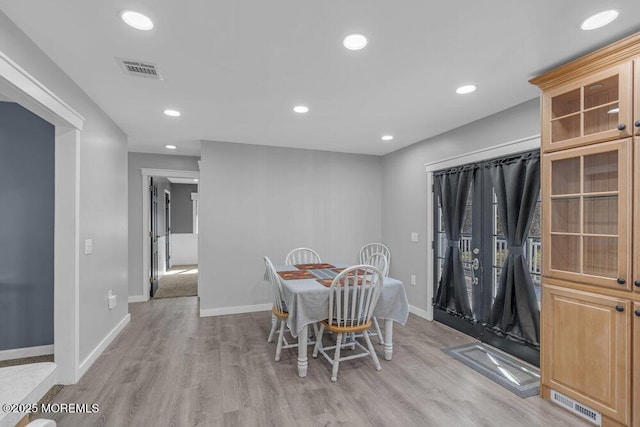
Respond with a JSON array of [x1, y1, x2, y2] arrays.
[[153, 264, 198, 299]]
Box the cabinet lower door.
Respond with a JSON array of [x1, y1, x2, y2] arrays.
[[542, 284, 631, 424]]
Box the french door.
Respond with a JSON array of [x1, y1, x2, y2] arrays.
[[433, 151, 541, 366]]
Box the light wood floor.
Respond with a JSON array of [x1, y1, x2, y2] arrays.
[[44, 297, 587, 426]]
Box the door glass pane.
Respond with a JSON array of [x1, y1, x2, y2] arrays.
[[584, 196, 618, 235], [551, 198, 580, 233], [493, 191, 542, 308], [551, 115, 580, 142], [551, 158, 580, 194], [461, 184, 474, 313], [583, 75, 618, 109], [550, 235, 580, 272], [584, 151, 618, 192], [583, 236, 617, 277], [584, 104, 620, 136], [552, 89, 580, 118]]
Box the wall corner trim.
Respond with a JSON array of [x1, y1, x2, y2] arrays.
[[78, 313, 130, 379], [0, 50, 85, 130], [0, 344, 55, 362], [200, 303, 271, 317], [128, 295, 149, 303], [409, 305, 432, 321]]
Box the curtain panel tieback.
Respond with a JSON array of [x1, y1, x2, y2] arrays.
[[507, 246, 524, 255], [447, 240, 461, 248]]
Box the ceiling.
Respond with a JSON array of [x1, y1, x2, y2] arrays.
[[1, 1, 639, 157]]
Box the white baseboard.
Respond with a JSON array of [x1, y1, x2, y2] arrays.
[[200, 303, 271, 317], [78, 313, 130, 378], [409, 305, 432, 321], [128, 294, 149, 303], [0, 344, 54, 361]]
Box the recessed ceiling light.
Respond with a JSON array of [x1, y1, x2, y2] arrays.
[[165, 145, 177, 150], [193, 179, 199, 182], [580, 10, 619, 30], [293, 105, 309, 114], [164, 109, 181, 117], [456, 85, 476, 95], [589, 84, 604, 90], [608, 107, 620, 114], [381, 135, 394, 141], [120, 10, 154, 31], [343, 34, 368, 51]]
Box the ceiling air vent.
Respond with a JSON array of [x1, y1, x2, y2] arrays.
[[117, 58, 162, 80]]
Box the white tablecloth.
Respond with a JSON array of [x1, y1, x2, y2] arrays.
[[275, 263, 409, 337]]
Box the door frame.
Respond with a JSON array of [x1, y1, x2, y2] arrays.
[[0, 50, 84, 383], [140, 168, 199, 300], [424, 135, 541, 322], [164, 189, 171, 271]]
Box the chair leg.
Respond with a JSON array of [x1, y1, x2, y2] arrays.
[[267, 313, 277, 343], [313, 324, 325, 358], [372, 317, 384, 345], [275, 319, 286, 362], [363, 328, 381, 371], [331, 333, 343, 382]]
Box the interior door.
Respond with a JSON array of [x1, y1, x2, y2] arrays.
[[150, 179, 159, 297], [433, 151, 541, 366]]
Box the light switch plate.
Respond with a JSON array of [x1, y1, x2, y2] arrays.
[[411, 232, 418, 242], [410, 274, 416, 286], [85, 239, 93, 255]]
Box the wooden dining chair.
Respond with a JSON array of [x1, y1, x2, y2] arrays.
[[264, 256, 317, 361], [285, 247, 321, 265], [365, 252, 388, 344], [312, 265, 383, 382], [359, 242, 391, 267], [264, 256, 297, 361]]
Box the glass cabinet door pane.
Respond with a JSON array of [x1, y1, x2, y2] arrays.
[[550, 235, 580, 272], [584, 196, 618, 235], [584, 104, 621, 136], [584, 151, 618, 192], [551, 198, 581, 233], [583, 75, 619, 109], [552, 115, 581, 142], [551, 158, 580, 194], [583, 236, 617, 277], [552, 89, 581, 118]]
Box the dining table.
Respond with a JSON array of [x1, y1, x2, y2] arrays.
[[274, 262, 409, 377]]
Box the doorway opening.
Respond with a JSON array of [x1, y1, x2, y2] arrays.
[[147, 173, 199, 300]]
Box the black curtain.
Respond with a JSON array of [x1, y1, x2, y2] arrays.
[[486, 152, 540, 346], [434, 166, 474, 318]]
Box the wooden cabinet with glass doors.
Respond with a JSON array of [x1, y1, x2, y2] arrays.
[[531, 32, 640, 426], [541, 139, 632, 290], [542, 62, 633, 151]]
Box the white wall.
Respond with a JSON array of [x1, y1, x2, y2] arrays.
[[127, 153, 200, 298], [170, 233, 198, 265], [380, 98, 541, 314], [0, 11, 129, 363], [199, 141, 382, 315]]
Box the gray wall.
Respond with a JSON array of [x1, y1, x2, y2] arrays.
[[171, 184, 198, 234], [199, 141, 382, 312], [0, 102, 54, 351], [127, 153, 200, 298], [380, 98, 541, 312], [0, 11, 129, 362]]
